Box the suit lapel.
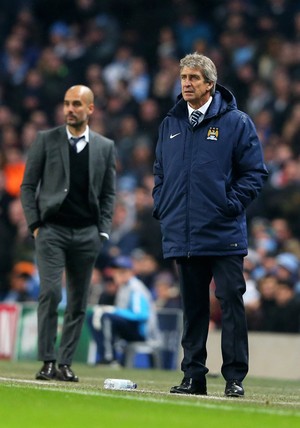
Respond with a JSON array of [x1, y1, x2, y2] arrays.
[[58, 127, 70, 178], [88, 131, 98, 189]]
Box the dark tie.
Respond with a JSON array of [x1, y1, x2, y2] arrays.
[[190, 110, 203, 127], [70, 136, 84, 153]]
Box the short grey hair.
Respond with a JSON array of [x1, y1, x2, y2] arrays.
[[180, 53, 217, 95]]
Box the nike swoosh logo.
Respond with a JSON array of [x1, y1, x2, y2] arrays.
[[170, 133, 181, 139]]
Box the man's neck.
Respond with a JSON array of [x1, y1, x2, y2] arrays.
[[188, 96, 212, 112], [188, 95, 212, 110], [67, 125, 87, 136]]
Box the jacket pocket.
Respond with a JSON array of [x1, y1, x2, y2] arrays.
[[193, 159, 241, 218]]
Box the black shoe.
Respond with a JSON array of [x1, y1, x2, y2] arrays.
[[36, 362, 57, 380], [225, 380, 244, 397], [170, 377, 207, 395], [56, 365, 79, 382]]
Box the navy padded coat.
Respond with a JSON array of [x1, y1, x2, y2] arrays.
[[152, 84, 268, 259]]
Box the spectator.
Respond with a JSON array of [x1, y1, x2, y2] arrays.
[[98, 197, 139, 263], [247, 274, 278, 331], [281, 102, 300, 157], [48, 21, 71, 59], [128, 56, 150, 102], [6, 196, 35, 263], [86, 266, 105, 306], [83, 13, 120, 66], [137, 98, 161, 145], [88, 255, 159, 365], [131, 248, 160, 291], [15, 68, 46, 122], [87, 267, 117, 306], [97, 276, 118, 306], [1, 260, 37, 302], [2, 146, 25, 198], [271, 218, 300, 258], [153, 271, 181, 309], [102, 45, 132, 92], [156, 26, 179, 60], [36, 47, 73, 115], [263, 157, 300, 238], [243, 267, 260, 310], [0, 33, 30, 86], [275, 252, 300, 288], [268, 279, 300, 333], [0, 169, 16, 296], [174, 8, 213, 56]]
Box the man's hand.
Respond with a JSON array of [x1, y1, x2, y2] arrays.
[[92, 305, 115, 330], [33, 228, 39, 239]]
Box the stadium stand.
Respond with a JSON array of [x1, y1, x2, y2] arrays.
[[0, 0, 300, 336]]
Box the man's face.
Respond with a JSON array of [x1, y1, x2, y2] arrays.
[[63, 87, 94, 130], [180, 66, 212, 109]]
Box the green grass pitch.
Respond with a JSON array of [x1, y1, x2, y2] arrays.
[[0, 361, 300, 428]]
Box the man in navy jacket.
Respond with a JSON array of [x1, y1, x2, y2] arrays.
[[153, 53, 268, 397]]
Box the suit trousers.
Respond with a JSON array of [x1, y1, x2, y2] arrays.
[[35, 223, 101, 365], [176, 255, 248, 382]]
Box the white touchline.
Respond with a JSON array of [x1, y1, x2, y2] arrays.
[[0, 377, 299, 417]]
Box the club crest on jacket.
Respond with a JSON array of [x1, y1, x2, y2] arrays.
[[206, 127, 219, 141]]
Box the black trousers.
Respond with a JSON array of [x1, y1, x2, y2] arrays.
[[35, 223, 101, 365], [176, 255, 248, 381]]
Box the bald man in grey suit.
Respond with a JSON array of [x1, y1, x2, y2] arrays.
[[21, 85, 116, 382]]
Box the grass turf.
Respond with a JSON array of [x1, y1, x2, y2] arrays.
[[0, 361, 300, 428]]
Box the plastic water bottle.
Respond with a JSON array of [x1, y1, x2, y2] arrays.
[[104, 378, 137, 390]]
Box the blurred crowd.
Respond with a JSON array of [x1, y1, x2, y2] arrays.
[[0, 0, 300, 332]]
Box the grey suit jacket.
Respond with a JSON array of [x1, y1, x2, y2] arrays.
[[20, 125, 116, 235]]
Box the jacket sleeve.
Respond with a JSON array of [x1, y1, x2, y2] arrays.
[[226, 113, 268, 216], [98, 141, 116, 234], [152, 122, 164, 219], [20, 132, 45, 230], [114, 291, 150, 322]]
